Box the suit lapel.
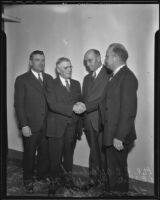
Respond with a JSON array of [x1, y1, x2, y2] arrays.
[[88, 67, 107, 94], [27, 71, 44, 93], [107, 66, 127, 90]]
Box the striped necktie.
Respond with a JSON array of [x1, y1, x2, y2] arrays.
[[38, 73, 43, 86], [65, 79, 70, 92]]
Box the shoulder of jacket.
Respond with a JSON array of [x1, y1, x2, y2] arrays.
[[15, 71, 29, 81], [83, 73, 91, 81], [44, 73, 54, 79], [122, 68, 138, 85], [71, 79, 80, 85]]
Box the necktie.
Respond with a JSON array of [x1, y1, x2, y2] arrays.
[[38, 73, 43, 86], [109, 73, 114, 81], [92, 71, 96, 80], [65, 79, 70, 92]]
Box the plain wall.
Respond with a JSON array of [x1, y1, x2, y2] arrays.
[[5, 4, 158, 183]]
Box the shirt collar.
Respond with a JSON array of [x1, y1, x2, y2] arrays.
[[31, 69, 43, 80], [93, 65, 103, 78], [59, 75, 70, 86], [113, 64, 125, 76]]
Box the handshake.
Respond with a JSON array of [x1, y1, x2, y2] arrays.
[[73, 102, 86, 114]]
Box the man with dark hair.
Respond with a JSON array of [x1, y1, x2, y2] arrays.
[[99, 43, 138, 195], [45, 57, 85, 195], [14, 50, 53, 192], [82, 49, 109, 189]]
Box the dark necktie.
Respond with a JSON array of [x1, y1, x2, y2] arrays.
[[38, 73, 43, 86], [65, 79, 70, 92]]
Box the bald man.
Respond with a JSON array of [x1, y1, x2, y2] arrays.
[[82, 49, 109, 189]]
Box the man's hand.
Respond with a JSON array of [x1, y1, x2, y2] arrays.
[[113, 138, 124, 151], [22, 126, 32, 137], [73, 102, 86, 114]]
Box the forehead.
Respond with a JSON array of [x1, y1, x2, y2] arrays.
[[59, 61, 71, 68], [84, 51, 96, 60], [106, 47, 114, 55], [32, 54, 45, 59]]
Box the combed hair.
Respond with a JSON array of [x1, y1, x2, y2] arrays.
[[29, 50, 44, 60], [86, 49, 101, 57], [109, 43, 128, 62], [56, 57, 71, 68]]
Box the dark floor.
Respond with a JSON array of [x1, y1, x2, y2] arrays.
[[7, 158, 154, 197]]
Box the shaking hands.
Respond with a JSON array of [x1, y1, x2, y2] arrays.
[[73, 102, 86, 114]]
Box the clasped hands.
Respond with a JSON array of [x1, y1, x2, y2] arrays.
[[73, 102, 86, 114]]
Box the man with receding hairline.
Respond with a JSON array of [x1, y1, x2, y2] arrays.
[[82, 49, 109, 189], [45, 57, 84, 195], [99, 43, 138, 195]]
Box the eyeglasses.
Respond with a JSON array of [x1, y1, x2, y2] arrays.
[[64, 65, 72, 70]]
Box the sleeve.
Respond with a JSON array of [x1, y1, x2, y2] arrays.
[[115, 74, 138, 141], [14, 77, 28, 128], [44, 77, 73, 117], [85, 85, 108, 113], [75, 81, 84, 139]]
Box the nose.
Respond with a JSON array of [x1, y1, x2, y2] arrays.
[[67, 68, 71, 73]]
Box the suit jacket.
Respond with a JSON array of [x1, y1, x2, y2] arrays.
[[82, 66, 109, 131], [14, 70, 53, 132], [45, 76, 82, 138], [99, 66, 138, 146]]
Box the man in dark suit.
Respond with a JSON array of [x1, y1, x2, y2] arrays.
[[45, 57, 84, 195], [99, 43, 138, 195], [82, 49, 109, 188], [14, 50, 53, 192]]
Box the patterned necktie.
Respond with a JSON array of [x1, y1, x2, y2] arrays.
[[38, 73, 43, 86], [65, 79, 70, 92], [92, 71, 96, 81]]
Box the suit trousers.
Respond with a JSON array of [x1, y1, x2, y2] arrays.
[[22, 122, 49, 181], [104, 144, 130, 193], [85, 122, 106, 182], [48, 123, 76, 179]]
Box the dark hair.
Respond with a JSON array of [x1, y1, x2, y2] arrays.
[[109, 43, 128, 62], [29, 50, 44, 60], [56, 57, 71, 68]]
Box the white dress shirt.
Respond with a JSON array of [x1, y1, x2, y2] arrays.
[[113, 64, 125, 76], [59, 75, 70, 87], [31, 69, 43, 81], [93, 65, 103, 78]]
